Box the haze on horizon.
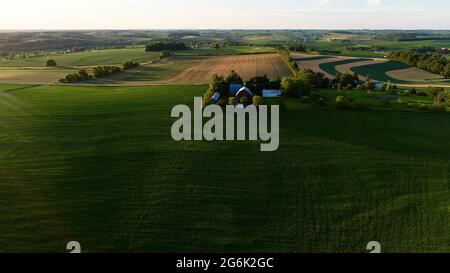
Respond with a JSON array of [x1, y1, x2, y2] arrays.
[[2, 0, 450, 30]]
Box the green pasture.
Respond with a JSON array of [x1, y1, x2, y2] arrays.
[[0, 48, 160, 67], [0, 84, 449, 253], [174, 46, 276, 56]]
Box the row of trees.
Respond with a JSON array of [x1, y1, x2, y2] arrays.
[[387, 50, 450, 78], [145, 42, 188, 52], [122, 61, 140, 70], [60, 65, 123, 83]]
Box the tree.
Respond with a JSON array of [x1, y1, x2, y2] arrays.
[[46, 59, 57, 67], [123, 61, 140, 70], [281, 77, 312, 98], [160, 50, 171, 59], [210, 74, 227, 95], [428, 86, 445, 110], [224, 70, 243, 84]]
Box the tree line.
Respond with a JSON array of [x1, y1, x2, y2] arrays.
[[387, 49, 450, 78], [145, 42, 188, 51], [59, 61, 140, 83]]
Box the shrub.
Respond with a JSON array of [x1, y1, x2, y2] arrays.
[[123, 61, 140, 70], [252, 96, 263, 106], [240, 96, 249, 105], [160, 50, 171, 58], [59, 69, 92, 83], [446, 99, 450, 107], [281, 77, 312, 98], [228, 97, 237, 106], [217, 98, 227, 107], [92, 66, 122, 78], [46, 59, 57, 67], [336, 96, 350, 109], [202, 88, 215, 106]]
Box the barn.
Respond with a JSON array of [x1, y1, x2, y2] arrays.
[[236, 86, 253, 99], [229, 84, 243, 95]]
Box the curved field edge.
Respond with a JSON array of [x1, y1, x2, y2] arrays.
[[0, 84, 449, 252], [351, 61, 413, 84], [320, 58, 370, 76]]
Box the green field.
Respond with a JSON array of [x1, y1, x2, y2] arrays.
[[351, 61, 412, 83], [0, 84, 449, 252], [174, 46, 276, 56], [320, 58, 370, 76], [88, 56, 203, 84], [0, 67, 83, 84], [0, 48, 160, 67]]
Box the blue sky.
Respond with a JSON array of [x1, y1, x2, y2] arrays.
[[2, 0, 450, 29]]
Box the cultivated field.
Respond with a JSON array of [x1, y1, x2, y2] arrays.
[[319, 58, 370, 76], [0, 48, 160, 67], [0, 84, 449, 252], [386, 67, 447, 82], [295, 56, 359, 78], [335, 59, 388, 80], [166, 54, 292, 84], [0, 67, 83, 84]]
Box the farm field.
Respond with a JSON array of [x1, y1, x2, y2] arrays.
[[174, 46, 277, 56], [350, 61, 414, 83], [320, 58, 370, 76], [0, 48, 160, 67], [295, 56, 359, 78], [0, 84, 449, 252], [166, 54, 292, 84], [0, 67, 84, 84], [386, 67, 447, 83], [88, 56, 206, 84]]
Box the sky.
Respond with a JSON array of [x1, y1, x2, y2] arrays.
[[1, 0, 450, 30]]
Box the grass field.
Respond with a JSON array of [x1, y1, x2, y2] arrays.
[[174, 46, 276, 56], [0, 48, 160, 67], [0, 67, 84, 84], [0, 84, 449, 253]]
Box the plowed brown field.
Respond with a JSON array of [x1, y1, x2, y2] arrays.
[[166, 54, 292, 83]]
